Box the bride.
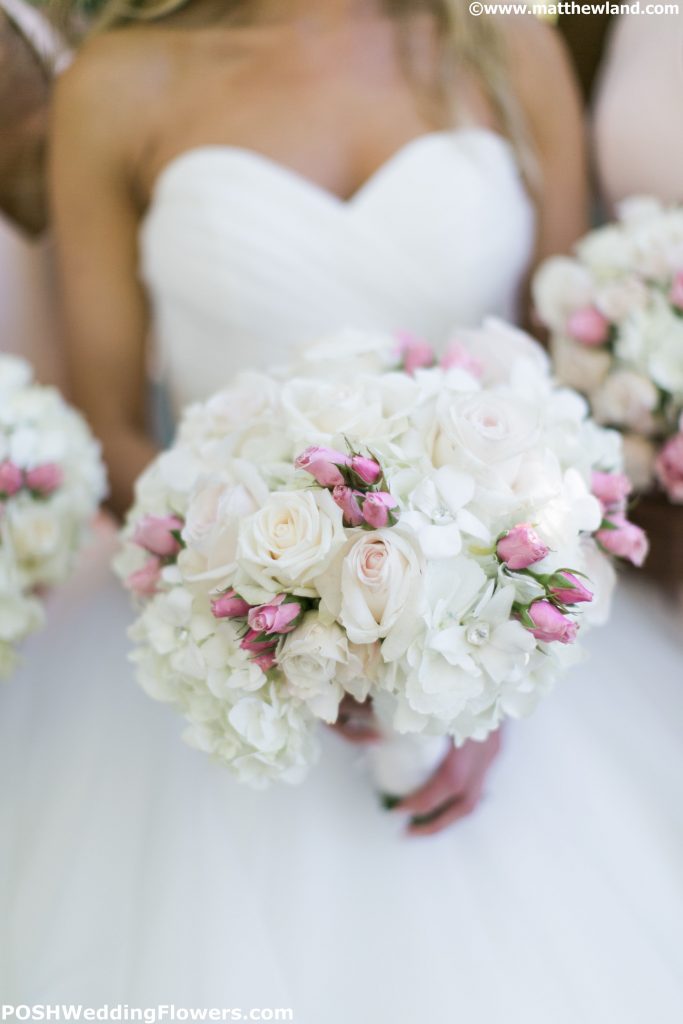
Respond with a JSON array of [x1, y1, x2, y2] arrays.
[[1, 0, 681, 1018]]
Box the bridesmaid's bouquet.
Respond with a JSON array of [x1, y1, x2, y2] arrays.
[[0, 356, 107, 675], [533, 197, 683, 500], [116, 320, 645, 789]]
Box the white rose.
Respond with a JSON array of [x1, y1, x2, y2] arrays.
[[278, 612, 366, 722], [316, 526, 424, 656], [280, 377, 385, 443], [8, 503, 62, 563], [180, 465, 267, 583], [434, 391, 541, 471], [551, 336, 611, 395], [575, 224, 634, 276], [294, 328, 397, 379], [237, 488, 345, 595], [532, 257, 595, 333], [596, 276, 648, 322], [445, 318, 549, 387], [591, 369, 659, 434]]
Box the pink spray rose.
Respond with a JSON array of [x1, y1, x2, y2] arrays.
[[496, 524, 549, 570], [350, 455, 382, 485], [597, 515, 649, 567], [247, 594, 302, 636], [252, 650, 278, 673], [212, 590, 251, 620], [133, 514, 183, 558], [332, 485, 364, 527], [25, 463, 63, 496], [591, 470, 632, 511], [549, 572, 593, 605], [440, 341, 484, 378], [240, 630, 278, 655], [295, 446, 350, 487], [0, 461, 23, 496], [126, 557, 162, 597], [361, 491, 399, 529], [526, 601, 578, 644], [566, 307, 611, 347], [669, 271, 683, 311], [395, 330, 435, 375], [654, 433, 683, 504]]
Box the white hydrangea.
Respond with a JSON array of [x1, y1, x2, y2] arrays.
[[117, 321, 626, 786]]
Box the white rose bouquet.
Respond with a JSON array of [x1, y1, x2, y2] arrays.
[[116, 321, 645, 791], [0, 355, 107, 676], [533, 197, 683, 501]]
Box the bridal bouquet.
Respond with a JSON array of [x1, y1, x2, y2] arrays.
[[116, 319, 645, 788], [533, 197, 683, 500], [0, 355, 107, 675]]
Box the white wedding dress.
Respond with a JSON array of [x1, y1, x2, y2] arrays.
[[2, 129, 683, 1022]]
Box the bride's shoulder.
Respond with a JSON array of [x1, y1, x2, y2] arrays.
[[52, 24, 189, 176], [56, 25, 178, 118]]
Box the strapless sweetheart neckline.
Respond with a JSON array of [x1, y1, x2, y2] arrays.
[[145, 127, 515, 216]]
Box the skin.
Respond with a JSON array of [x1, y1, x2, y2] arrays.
[[50, 0, 588, 834], [0, 11, 51, 234]]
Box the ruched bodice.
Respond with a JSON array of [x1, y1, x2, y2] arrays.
[[139, 128, 535, 409]]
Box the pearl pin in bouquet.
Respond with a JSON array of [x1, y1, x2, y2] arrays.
[[0, 355, 107, 676], [115, 320, 646, 794]]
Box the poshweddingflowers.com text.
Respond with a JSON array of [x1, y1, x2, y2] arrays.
[[1, 1009, 294, 1023]]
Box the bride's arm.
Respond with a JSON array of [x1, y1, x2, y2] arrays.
[[50, 38, 156, 517]]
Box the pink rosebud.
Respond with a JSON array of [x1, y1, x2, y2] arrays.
[[125, 557, 162, 597], [248, 594, 301, 635], [133, 514, 183, 558], [212, 590, 251, 620], [295, 446, 350, 487], [362, 491, 398, 529], [332, 485, 364, 527], [25, 463, 63, 496], [0, 460, 23, 496], [496, 524, 549, 570], [597, 515, 649, 567], [591, 470, 632, 511], [440, 340, 484, 378], [252, 650, 278, 673], [240, 630, 278, 655], [669, 271, 683, 311], [549, 572, 593, 605], [526, 601, 578, 644], [654, 433, 683, 504], [350, 455, 382, 485], [395, 330, 435, 375], [566, 307, 611, 347]]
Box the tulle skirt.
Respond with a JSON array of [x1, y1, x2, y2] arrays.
[[1, 531, 682, 1022]]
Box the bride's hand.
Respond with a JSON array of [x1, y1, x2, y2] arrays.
[[397, 731, 503, 837], [328, 695, 382, 745]]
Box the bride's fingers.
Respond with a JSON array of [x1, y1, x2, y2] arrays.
[[395, 744, 469, 817], [407, 784, 484, 838]]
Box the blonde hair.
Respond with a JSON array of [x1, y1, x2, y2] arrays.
[[56, 0, 537, 182]]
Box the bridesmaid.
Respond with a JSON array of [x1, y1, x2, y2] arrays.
[[593, 10, 683, 208], [592, 11, 683, 591], [0, 0, 67, 387]]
